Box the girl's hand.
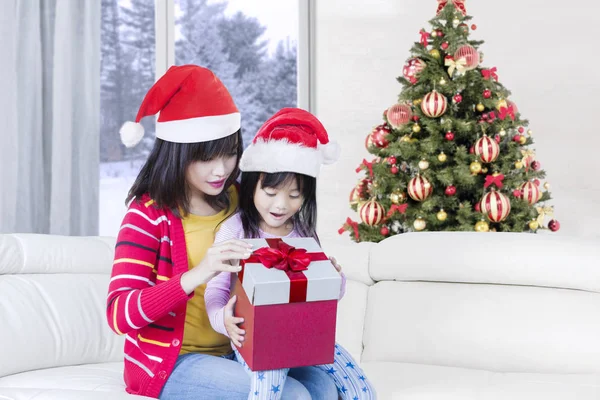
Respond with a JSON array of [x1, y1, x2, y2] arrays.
[[224, 295, 245, 347], [329, 256, 342, 275], [181, 240, 252, 294]]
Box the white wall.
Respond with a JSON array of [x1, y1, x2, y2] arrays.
[[315, 0, 600, 243]]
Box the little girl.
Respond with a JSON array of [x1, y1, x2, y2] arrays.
[[206, 108, 377, 400]]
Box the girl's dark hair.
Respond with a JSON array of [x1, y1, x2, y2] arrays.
[[126, 130, 243, 217], [240, 171, 318, 242]]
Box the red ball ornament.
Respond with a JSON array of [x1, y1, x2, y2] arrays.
[[386, 103, 413, 129], [508, 100, 519, 115], [482, 114, 489, 121], [548, 220, 561, 232], [474, 135, 500, 163], [436, 29, 444, 37], [495, 135, 501, 143], [445, 131, 455, 141], [531, 161, 541, 171], [518, 127, 525, 134], [421, 90, 448, 118], [359, 199, 385, 226], [513, 135, 522, 143], [391, 166, 399, 174], [408, 175, 433, 202], [380, 226, 390, 236], [474, 202, 481, 212], [513, 189, 522, 198], [480, 190, 512, 222], [520, 181, 541, 205], [403, 58, 426, 82], [453, 94, 463, 103], [441, 42, 449, 50], [471, 24, 477, 30], [483, 89, 492, 99], [533, 179, 541, 187], [445, 185, 457, 196], [388, 156, 397, 165], [469, 146, 475, 154], [412, 115, 420, 122], [454, 45, 480, 70], [371, 125, 391, 148]]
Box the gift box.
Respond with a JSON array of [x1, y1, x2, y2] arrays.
[[233, 237, 341, 371]]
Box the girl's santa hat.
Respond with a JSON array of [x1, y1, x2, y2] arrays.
[[240, 108, 340, 178], [119, 65, 240, 147]]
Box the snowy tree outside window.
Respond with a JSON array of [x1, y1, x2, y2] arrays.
[[100, 0, 299, 236]]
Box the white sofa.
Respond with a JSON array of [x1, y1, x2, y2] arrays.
[[0, 232, 599, 399]]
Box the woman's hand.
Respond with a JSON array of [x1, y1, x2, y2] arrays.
[[223, 295, 245, 347], [180, 240, 252, 295]]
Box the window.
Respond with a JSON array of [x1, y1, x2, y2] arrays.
[[99, 0, 307, 236]]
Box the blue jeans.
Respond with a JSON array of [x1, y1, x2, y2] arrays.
[[159, 352, 339, 400]]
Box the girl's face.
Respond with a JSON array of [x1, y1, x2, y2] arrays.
[[254, 175, 304, 231], [186, 154, 238, 197]]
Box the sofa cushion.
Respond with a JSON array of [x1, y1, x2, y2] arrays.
[[362, 362, 600, 400], [336, 280, 370, 362], [370, 233, 600, 293], [363, 281, 600, 373]]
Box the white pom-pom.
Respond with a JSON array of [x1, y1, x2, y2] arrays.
[[119, 121, 145, 148], [321, 140, 341, 165]]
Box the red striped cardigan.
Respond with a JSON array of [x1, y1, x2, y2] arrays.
[[106, 195, 194, 398]]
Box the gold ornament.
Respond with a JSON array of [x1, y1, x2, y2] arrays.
[[429, 49, 441, 59], [470, 161, 482, 174], [438, 152, 447, 162], [515, 161, 524, 169], [413, 98, 423, 106], [481, 167, 488, 173], [412, 124, 421, 133], [496, 99, 508, 110], [439, 78, 447, 85], [418, 159, 430, 170], [527, 129, 533, 136], [399, 135, 412, 143], [372, 180, 379, 188], [414, 217, 427, 231], [475, 220, 490, 232], [499, 129, 507, 137], [529, 219, 539, 231], [476, 103, 485, 112], [544, 182, 550, 190], [519, 135, 527, 145], [390, 191, 407, 205], [437, 209, 448, 221], [431, 30, 438, 38], [452, 18, 460, 28]]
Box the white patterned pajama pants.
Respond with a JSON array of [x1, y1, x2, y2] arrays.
[[234, 343, 376, 400]]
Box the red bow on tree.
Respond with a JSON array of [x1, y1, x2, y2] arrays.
[[338, 218, 360, 240], [437, 0, 467, 16], [252, 241, 311, 273], [484, 173, 505, 189], [386, 204, 408, 218], [482, 67, 498, 81], [356, 159, 374, 178], [498, 105, 515, 121], [419, 29, 430, 47]]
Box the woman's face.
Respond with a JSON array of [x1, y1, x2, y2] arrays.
[[186, 154, 238, 197]]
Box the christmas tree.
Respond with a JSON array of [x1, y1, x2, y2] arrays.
[[339, 0, 560, 243]]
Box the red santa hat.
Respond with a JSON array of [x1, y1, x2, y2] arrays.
[[119, 65, 240, 147], [239, 108, 340, 178]]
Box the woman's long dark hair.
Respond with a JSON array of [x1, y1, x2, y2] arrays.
[[240, 171, 318, 242], [126, 130, 243, 217]]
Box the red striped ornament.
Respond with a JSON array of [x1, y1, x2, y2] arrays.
[[520, 181, 541, 205], [454, 45, 480, 71], [359, 199, 385, 226], [407, 175, 433, 202], [403, 58, 426, 81], [480, 190, 511, 222], [421, 90, 448, 118], [386, 104, 413, 129], [474, 135, 500, 163]]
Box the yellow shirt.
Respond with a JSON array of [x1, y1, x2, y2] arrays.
[[180, 186, 238, 356]]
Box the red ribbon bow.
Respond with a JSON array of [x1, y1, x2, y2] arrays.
[[482, 67, 498, 81], [386, 204, 408, 218], [419, 29, 430, 47], [245, 238, 328, 303], [356, 159, 374, 178], [484, 173, 505, 189], [338, 217, 360, 240], [437, 0, 467, 16], [498, 105, 515, 121]]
